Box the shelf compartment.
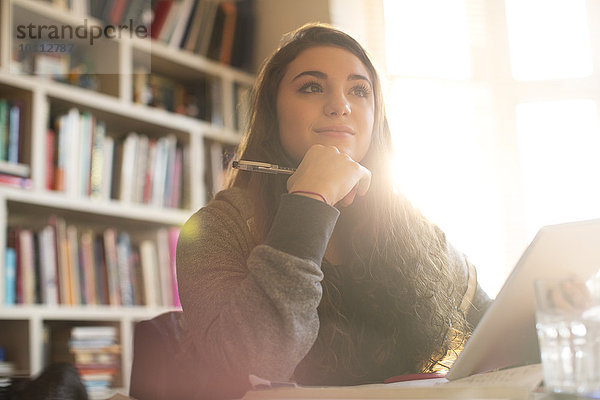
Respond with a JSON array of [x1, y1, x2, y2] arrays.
[[43, 319, 123, 391], [132, 46, 225, 126], [5, 199, 182, 310], [0, 81, 33, 178], [10, 0, 121, 97], [46, 96, 194, 211], [131, 38, 254, 85], [0, 319, 30, 375]]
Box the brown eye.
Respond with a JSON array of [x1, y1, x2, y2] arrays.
[[351, 84, 371, 98], [299, 81, 323, 93]]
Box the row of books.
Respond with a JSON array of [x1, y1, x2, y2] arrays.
[[13, 49, 100, 91], [4, 215, 181, 308], [133, 68, 220, 124], [69, 326, 121, 399], [49, 108, 188, 209], [0, 98, 23, 167], [90, 0, 254, 71]]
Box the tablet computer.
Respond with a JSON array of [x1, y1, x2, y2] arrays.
[[446, 218, 600, 381]]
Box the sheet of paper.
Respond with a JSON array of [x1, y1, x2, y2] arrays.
[[444, 364, 543, 391]]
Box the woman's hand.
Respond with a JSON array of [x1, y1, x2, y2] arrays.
[[286, 144, 371, 207]]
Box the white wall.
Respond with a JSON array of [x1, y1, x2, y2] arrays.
[[252, 0, 331, 71]]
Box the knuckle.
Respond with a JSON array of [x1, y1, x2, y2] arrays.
[[326, 146, 340, 154]]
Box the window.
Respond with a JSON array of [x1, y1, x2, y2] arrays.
[[505, 0, 593, 81], [381, 0, 600, 297], [516, 100, 600, 236], [383, 0, 471, 79]]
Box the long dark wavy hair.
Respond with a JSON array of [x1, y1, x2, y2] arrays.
[[227, 23, 469, 384]]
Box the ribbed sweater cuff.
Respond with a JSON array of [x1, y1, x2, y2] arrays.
[[264, 193, 340, 266]]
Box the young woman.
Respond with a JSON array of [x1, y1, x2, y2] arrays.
[[176, 23, 492, 399]]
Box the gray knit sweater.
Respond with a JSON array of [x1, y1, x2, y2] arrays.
[[176, 187, 491, 398]]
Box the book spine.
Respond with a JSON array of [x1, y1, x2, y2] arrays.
[[119, 132, 138, 203], [183, 0, 205, 52], [67, 225, 81, 305], [19, 229, 35, 305], [152, 137, 168, 207], [4, 247, 16, 305], [80, 230, 97, 305], [103, 228, 121, 306], [143, 139, 156, 204], [130, 245, 144, 305], [94, 234, 109, 305], [39, 226, 59, 305], [89, 121, 106, 199], [46, 129, 56, 190], [0, 99, 7, 161], [170, 147, 183, 208], [79, 113, 94, 197], [116, 232, 134, 306], [150, 0, 173, 40], [0, 173, 32, 189], [133, 135, 149, 204], [219, 2, 237, 65], [55, 216, 71, 305], [140, 240, 159, 307], [108, 0, 128, 25], [54, 115, 66, 191], [158, 1, 181, 43], [168, 0, 195, 49], [101, 136, 114, 200], [66, 108, 81, 197], [163, 134, 177, 207], [8, 102, 21, 164]]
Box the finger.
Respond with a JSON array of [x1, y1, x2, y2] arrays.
[[356, 166, 372, 196], [338, 188, 357, 207], [286, 173, 296, 192]]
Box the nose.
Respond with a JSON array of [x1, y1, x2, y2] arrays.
[[324, 92, 351, 117]]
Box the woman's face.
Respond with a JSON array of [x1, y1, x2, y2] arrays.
[[276, 46, 375, 163]]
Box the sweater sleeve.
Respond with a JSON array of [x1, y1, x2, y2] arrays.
[[176, 192, 339, 398]]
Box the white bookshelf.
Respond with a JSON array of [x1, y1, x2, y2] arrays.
[[0, 0, 254, 397]]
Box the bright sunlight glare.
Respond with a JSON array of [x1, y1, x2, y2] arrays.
[[516, 100, 600, 236], [504, 0, 593, 80], [386, 79, 508, 297], [382, 0, 597, 298], [382, 0, 471, 79]]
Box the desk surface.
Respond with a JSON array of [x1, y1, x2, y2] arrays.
[[242, 364, 549, 400], [243, 384, 532, 399]]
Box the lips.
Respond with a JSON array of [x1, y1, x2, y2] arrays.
[[314, 125, 355, 137]]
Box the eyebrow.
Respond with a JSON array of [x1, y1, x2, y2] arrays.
[[291, 70, 372, 87]]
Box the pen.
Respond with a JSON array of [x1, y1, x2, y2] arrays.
[[232, 160, 296, 175]]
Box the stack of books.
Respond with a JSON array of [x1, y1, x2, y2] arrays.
[[69, 326, 120, 399]]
